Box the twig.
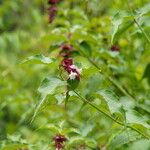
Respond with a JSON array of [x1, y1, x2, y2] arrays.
[[126, 0, 150, 43], [88, 57, 135, 99], [73, 90, 149, 139]]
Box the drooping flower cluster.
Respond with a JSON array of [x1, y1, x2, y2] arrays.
[[59, 43, 73, 58], [53, 134, 67, 150], [47, 0, 61, 23], [61, 58, 81, 80], [59, 43, 82, 81]]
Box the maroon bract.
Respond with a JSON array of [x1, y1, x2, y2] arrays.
[[53, 135, 67, 150], [48, 6, 58, 23], [59, 44, 73, 58], [59, 51, 71, 58], [61, 59, 81, 80], [60, 44, 73, 51], [54, 135, 67, 143], [48, 0, 60, 4], [55, 143, 63, 150], [110, 45, 120, 51], [61, 58, 73, 73]]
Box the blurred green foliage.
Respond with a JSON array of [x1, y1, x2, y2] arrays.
[[0, 0, 150, 150]]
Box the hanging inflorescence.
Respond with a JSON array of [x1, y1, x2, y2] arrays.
[[47, 0, 61, 23], [53, 134, 67, 150], [47, 1, 82, 149], [59, 43, 82, 81]]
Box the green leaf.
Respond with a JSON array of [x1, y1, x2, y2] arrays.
[[22, 54, 55, 65], [85, 73, 103, 94], [125, 110, 150, 139], [31, 77, 66, 122], [79, 41, 92, 57], [108, 129, 142, 150], [129, 123, 150, 139], [71, 30, 97, 44], [139, 3, 150, 16], [41, 33, 67, 43], [68, 136, 85, 145], [126, 110, 148, 126], [97, 90, 124, 116], [46, 124, 60, 133], [63, 128, 81, 135], [111, 12, 134, 44], [2, 144, 28, 150], [67, 79, 80, 90], [80, 123, 95, 137], [143, 63, 150, 85], [38, 77, 66, 95]]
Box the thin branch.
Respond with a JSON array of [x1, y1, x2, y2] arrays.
[[88, 57, 135, 100], [133, 19, 150, 43], [73, 90, 149, 139], [73, 90, 123, 126], [126, 0, 150, 43]]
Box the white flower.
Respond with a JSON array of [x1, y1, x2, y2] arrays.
[[69, 71, 78, 80], [70, 65, 82, 74]]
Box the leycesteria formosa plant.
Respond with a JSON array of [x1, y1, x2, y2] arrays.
[[22, 0, 150, 149], [47, 0, 82, 149], [47, 0, 62, 23]]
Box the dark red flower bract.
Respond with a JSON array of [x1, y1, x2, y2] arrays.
[[48, 0, 60, 4], [110, 45, 120, 51], [48, 6, 58, 23]]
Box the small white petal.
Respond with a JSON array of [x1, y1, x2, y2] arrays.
[[70, 65, 82, 74], [69, 72, 77, 80]]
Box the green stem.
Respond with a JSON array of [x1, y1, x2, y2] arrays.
[[88, 58, 134, 99], [127, 125, 149, 139], [73, 90, 123, 126], [73, 90, 149, 139], [126, 0, 150, 44], [133, 19, 150, 43], [88, 57, 150, 113]]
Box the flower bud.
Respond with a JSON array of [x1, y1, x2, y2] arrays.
[[48, 0, 60, 4], [48, 6, 58, 23], [110, 45, 120, 51]]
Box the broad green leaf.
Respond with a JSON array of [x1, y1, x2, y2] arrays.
[[67, 79, 80, 90], [38, 77, 66, 95], [63, 128, 81, 135], [22, 54, 55, 65], [68, 137, 96, 149], [111, 12, 123, 44], [142, 63, 150, 85], [129, 123, 150, 139], [108, 129, 142, 150], [79, 41, 92, 57], [111, 12, 134, 44], [126, 110, 150, 139], [71, 30, 97, 44], [46, 124, 60, 133], [139, 3, 150, 16], [126, 110, 148, 127], [41, 33, 67, 43], [137, 103, 150, 114], [80, 123, 95, 137], [31, 77, 66, 122], [85, 73, 103, 94], [68, 136, 85, 145], [97, 90, 124, 115], [2, 144, 28, 150]]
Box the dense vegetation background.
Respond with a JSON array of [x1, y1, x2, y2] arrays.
[[0, 0, 150, 149]]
